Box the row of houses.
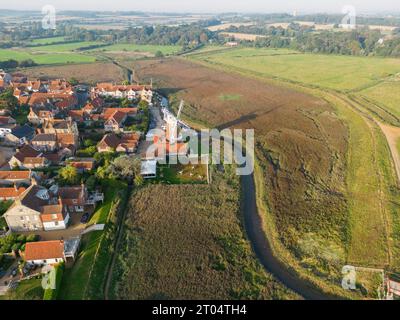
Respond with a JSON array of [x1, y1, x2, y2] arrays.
[[91, 83, 153, 103]]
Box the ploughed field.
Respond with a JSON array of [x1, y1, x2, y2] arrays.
[[131, 58, 352, 294], [110, 168, 298, 299]]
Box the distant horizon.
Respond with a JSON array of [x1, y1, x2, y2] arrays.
[[0, 8, 399, 16], [0, 0, 399, 15]]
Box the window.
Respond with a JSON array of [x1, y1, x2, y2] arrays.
[[20, 216, 24, 221], [54, 221, 59, 226]]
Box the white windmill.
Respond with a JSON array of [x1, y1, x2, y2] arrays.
[[166, 100, 184, 145]]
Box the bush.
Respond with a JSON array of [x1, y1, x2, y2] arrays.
[[26, 235, 39, 242]]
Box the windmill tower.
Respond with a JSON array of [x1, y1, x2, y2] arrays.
[[167, 100, 184, 145]]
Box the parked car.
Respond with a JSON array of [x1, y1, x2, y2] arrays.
[[10, 267, 18, 277], [80, 213, 90, 224]]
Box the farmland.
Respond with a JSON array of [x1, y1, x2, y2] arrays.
[[0, 41, 181, 66], [90, 44, 181, 55], [192, 47, 400, 91], [110, 167, 298, 300], [19, 62, 126, 84]]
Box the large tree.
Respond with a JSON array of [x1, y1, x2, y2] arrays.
[[58, 165, 80, 185], [106, 155, 142, 185]]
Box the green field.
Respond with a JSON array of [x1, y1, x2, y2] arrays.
[[0, 48, 98, 64], [0, 42, 181, 66], [30, 41, 103, 52], [92, 43, 181, 55], [193, 48, 400, 91], [360, 81, 400, 121]]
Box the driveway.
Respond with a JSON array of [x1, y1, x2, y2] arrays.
[[0, 259, 20, 296], [16, 213, 87, 241]]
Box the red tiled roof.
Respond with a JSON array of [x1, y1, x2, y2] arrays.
[[102, 108, 137, 120], [0, 171, 31, 180], [57, 133, 76, 147], [0, 187, 26, 199], [24, 240, 64, 261]]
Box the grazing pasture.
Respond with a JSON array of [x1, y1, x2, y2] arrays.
[[193, 48, 400, 91]]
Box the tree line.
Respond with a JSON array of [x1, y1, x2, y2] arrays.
[[224, 23, 400, 57]]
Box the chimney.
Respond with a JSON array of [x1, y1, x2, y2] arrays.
[[14, 183, 18, 192]]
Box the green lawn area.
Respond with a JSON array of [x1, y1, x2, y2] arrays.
[[5, 277, 44, 300], [153, 164, 208, 184], [58, 179, 127, 300], [92, 43, 181, 55], [193, 47, 400, 91]]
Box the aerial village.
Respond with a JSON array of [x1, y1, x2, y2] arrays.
[[0, 69, 206, 296]]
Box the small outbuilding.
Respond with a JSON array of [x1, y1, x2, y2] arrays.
[[141, 160, 157, 179]]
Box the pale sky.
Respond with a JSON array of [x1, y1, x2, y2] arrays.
[[0, 0, 398, 14]]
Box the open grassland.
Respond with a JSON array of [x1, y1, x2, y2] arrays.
[[192, 47, 400, 92], [357, 81, 400, 125], [59, 180, 128, 300], [19, 62, 126, 83], [110, 167, 298, 300]]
